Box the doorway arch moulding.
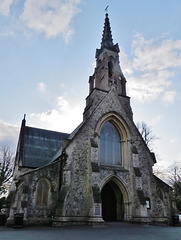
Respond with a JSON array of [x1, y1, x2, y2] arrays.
[[100, 175, 131, 221]]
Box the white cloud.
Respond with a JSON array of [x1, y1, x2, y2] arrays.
[[0, 120, 19, 148], [29, 96, 83, 133], [21, 0, 81, 41], [123, 34, 181, 102], [132, 34, 181, 71], [119, 50, 133, 75], [170, 138, 176, 144], [127, 70, 173, 102], [150, 115, 162, 125], [178, 154, 181, 161], [0, 29, 15, 37], [162, 90, 176, 104], [0, 0, 13, 16], [57, 96, 68, 110], [38, 81, 46, 92]]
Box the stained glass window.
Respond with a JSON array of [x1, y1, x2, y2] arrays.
[[99, 121, 121, 165]]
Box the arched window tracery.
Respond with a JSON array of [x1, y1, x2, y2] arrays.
[[99, 121, 121, 165]]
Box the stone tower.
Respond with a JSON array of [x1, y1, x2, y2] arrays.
[[84, 13, 132, 122], [91, 13, 126, 95]]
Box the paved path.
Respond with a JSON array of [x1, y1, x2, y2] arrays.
[[0, 222, 181, 240]]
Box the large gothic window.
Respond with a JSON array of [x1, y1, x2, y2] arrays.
[[99, 121, 121, 165], [36, 179, 50, 206]]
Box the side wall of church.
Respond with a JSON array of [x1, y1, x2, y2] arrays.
[[7, 160, 61, 226]]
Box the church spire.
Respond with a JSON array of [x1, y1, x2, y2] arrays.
[[84, 13, 132, 121], [88, 12, 127, 97], [96, 13, 119, 58], [101, 13, 114, 49]]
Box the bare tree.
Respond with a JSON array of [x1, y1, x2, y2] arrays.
[[0, 146, 14, 196], [153, 165, 168, 182], [136, 121, 158, 151], [167, 162, 181, 211], [168, 161, 181, 185]]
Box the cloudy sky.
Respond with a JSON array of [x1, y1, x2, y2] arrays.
[[0, 0, 181, 169]]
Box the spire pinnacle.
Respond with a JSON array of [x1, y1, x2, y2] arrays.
[[101, 13, 113, 49], [96, 13, 119, 58]]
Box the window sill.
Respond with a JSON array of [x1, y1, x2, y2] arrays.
[[99, 164, 128, 172]]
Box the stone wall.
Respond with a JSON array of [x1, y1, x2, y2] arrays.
[[7, 160, 61, 226], [55, 87, 172, 224], [8, 86, 173, 226]]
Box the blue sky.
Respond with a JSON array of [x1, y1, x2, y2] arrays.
[[0, 0, 181, 170]]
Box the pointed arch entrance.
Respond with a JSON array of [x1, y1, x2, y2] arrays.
[[101, 180, 124, 221]]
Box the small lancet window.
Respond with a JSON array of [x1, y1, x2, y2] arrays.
[[145, 198, 151, 209], [108, 61, 113, 78], [36, 179, 50, 206], [99, 121, 121, 165]]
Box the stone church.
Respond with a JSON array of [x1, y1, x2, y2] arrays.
[[7, 13, 173, 226]]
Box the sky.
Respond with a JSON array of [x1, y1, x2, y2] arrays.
[[0, 0, 181, 170]]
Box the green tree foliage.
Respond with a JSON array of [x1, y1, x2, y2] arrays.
[[0, 146, 14, 196]]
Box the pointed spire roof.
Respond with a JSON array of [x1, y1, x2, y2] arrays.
[[96, 13, 119, 58], [101, 13, 113, 49]]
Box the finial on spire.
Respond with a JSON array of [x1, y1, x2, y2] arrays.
[[22, 114, 26, 127], [105, 5, 109, 14]]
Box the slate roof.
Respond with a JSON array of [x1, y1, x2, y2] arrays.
[[19, 124, 69, 168], [153, 175, 172, 192]]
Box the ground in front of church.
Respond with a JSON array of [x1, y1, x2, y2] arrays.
[[0, 222, 181, 240]]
